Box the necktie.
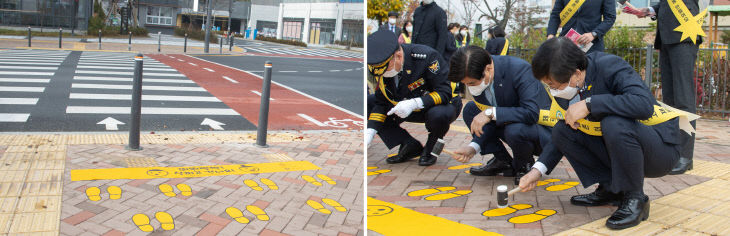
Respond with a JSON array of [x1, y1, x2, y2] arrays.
[[484, 83, 497, 106]]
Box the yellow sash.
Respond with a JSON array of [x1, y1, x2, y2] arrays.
[[559, 0, 586, 27], [402, 33, 411, 44], [538, 85, 687, 136], [667, 0, 707, 44], [377, 76, 455, 108], [500, 39, 509, 56]]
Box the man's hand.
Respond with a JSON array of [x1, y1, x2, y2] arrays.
[[387, 98, 420, 118], [365, 128, 377, 146], [566, 100, 590, 130], [452, 145, 477, 163], [547, 34, 555, 40], [518, 169, 542, 192], [576, 32, 595, 45], [470, 111, 492, 137]]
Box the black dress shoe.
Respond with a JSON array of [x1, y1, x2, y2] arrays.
[[570, 186, 622, 206], [418, 135, 438, 166], [469, 157, 512, 176], [418, 154, 437, 166], [386, 138, 423, 164], [606, 195, 650, 230], [669, 157, 693, 175]]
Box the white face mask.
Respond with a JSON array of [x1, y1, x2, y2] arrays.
[[388, 18, 397, 25], [382, 59, 402, 78], [423, 0, 433, 4], [550, 81, 579, 99], [468, 78, 491, 96], [406, 26, 413, 33], [460, 30, 467, 36]]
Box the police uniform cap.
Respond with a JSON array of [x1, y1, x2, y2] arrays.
[[367, 30, 399, 76]]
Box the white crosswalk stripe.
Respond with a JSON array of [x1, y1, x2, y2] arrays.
[[243, 46, 362, 58]]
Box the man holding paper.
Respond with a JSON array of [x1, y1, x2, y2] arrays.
[[546, 0, 615, 53]]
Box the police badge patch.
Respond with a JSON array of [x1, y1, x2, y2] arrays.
[[428, 60, 439, 74]]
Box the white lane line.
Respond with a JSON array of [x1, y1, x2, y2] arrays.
[[189, 62, 197, 66], [344, 69, 352, 71], [308, 71, 322, 73], [0, 56, 67, 60], [73, 76, 195, 84], [297, 114, 326, 126], [356, 67, 362, 70], [0, 98, 39, 105], [74, 70, 185, 77], [0, 113, 30, 122], [76, 66, 177, 71], [0, 66, 57, 70], [222, 76, 238, 84], [170, 56, 176, 58], [279, 71, 297, 73], [0, 78, 50, 83], [250, 90, 274, 100], [329, 70, 340, 72], [66, 106, 240, 115], [70, 93, 221, 102], [0, 62, 60, 66], [0, 86, 45, 92], [203, 68, 215, 72], [77, 63, 170, 68], [71, 84, 206, 91], [177, 59, 184, 62]]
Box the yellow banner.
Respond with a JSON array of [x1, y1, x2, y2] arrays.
[[559, 0, 586, 27], [668, 0, 707, 44], [367, 197, 503, 236], [70, 161, 321, 181], [500, 39, 510, 56]]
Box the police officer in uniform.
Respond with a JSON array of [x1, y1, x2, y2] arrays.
[[447, 45, 564, 184], [365, 30, 461, 166], [379, 11, 401, 36], [546, 0, 615, 53], [412, 0, 448, 56], [521, 38, 681, 229]]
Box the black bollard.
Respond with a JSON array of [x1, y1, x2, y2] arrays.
[[128, 31, 132, 51], [127, 53, 144, 151], [184, 33, 188, 53], [98, 30, 102, 50], [27, 26, 31, 47], [58, 28, 62, 48], [256, 61, 273, 147]]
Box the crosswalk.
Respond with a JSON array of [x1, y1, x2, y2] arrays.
[[0, 50, 68, 123], [242, 46, 362, 58]]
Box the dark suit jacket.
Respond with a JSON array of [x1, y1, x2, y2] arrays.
[[442, 33, 458, 65], [485, 37, 508, 55], [652, 0, 702, 47], [368, 44, 452, 132], [379, 23, 401, 38], [547, 0, 616, 53], [412, 2, 448, 55]]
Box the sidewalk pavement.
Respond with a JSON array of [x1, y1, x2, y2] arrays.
[[366, 107, 730, 235], [0, 130, 363, 235], [0, 35, 243, 54]]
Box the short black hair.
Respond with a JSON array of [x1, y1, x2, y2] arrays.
[[447, 45, 492, 83], [488, 27, 505, 38], [448, 23, 460, 30], [531, 37, 587, 83]]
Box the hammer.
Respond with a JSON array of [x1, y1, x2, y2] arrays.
[[497, 185, 522, 208], [431, 138, 457, 157]]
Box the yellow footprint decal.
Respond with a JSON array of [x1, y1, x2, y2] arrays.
[[132, 214, 154, 232], [508, 209, 557, 224], [226, 207, 250, 224], [537, 179, 561, 186], [424, 190, 472, 201], [545, 181, 580, 192], [158, 184, 176, 197], [260, 178, 278, 190], [107, 186, 122, 200], [246, 205, 270, 221], [176, 184, 192, 196], [155, 212, 175, 230], [447, 163, 482, 170], [482, 204, 533, 217], [85, 187, 101, 201], [367, 169, 391, 176], [316, 174, 336, 185], [322, 198, 347, 212], [407, 187, 456, 197], [301, 175, 322, 186], [307, 200, 332, 214], [244, 180, 264, 191], [367, 166, 378, 170]]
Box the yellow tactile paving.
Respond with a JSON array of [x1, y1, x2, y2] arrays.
[[708, 201, 730, 217], [653, 193, 723, 212], [654, 227, 710, 236], [584, 220, 666, 236], [14, 196, 61, 213], [0, 213, 11, 234], [0, 133, 306, 146], [9, 211, 60, 233], [0, 170, 27, 183], [680, 213, 730, 235], [0, 197, 17, 214], [553, 228, 604, 236], [449, 124, 471, 134], [684, 159, 730, 178], [263, 153, 295, 162], [647, 204, 700, 226]]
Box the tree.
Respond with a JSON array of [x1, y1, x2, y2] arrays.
[[509, 0, 546, 34], [475, 0, 516, 30], [367, 0, 408, 26], [459, 0, 478, 27]]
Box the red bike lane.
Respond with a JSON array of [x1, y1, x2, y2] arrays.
[[148, 54, 363, 130]]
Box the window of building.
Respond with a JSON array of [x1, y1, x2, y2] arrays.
[[341, 19, 363, 45], [309, 18, 336, 45], [282, 18, 304, 41], [146, 6, 174, 25]]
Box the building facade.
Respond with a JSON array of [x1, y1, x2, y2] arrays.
[[0, 0, 94, 32]]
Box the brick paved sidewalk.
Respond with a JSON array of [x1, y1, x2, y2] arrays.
[[0, 130, 363, 236], [367, 116, 730, 235]]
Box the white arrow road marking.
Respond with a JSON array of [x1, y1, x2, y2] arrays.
[[203, 68, 215, 72], [97, 117, 124, 130], [297, 113, 326, 127], [201, 118, 225, 130], [222, 76, 238, 84], [250, 90, 275, 100]]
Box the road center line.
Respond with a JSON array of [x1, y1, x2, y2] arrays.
[[250, 90, 274, 100], [204, 68, 215, 72], [222, 76, 239, 84]]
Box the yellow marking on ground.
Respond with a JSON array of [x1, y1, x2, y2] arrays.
[[260, 178, 278, 190], [125, 157, 159, 167], [132, 214, 154, 232], [407, 186, 456, 197], [367, 166, 377, 170], [537, 178, 561, 186], [85, 187, 101, 201], [155, 212, 175, 230], [367, 197, 502, 236], [0, 133, 306, 146], [545, 181, 579, 191], [508, 209, 557, 224], [447, 163, 481, 170], [449, 124, 471, 134], [301, 175, 322, 186], [70, 161, 320, 181], [73, 43, 85, 50], [244, 179, 263, 191], [367, 169, 391, 176], [685, 159, 730, 178], [424, 190, 472, 201], [316, 174, 336, 185], [322, 198, 347, 212], [654, 193, 723, 212], [158, 184, 176, 197], [226, 207, 250, 224], [263, 153, 295, 162], [482, 204, 533, 217], [107, 186, 122, 200], [246, 205, 269, 221], [176, 184, 192, 196], [307, 200, 331, 214]]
